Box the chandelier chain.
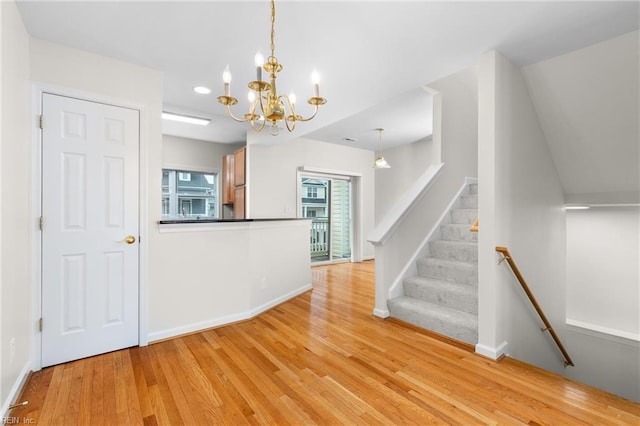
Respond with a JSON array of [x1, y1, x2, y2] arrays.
[[270, 0, 276, 58]]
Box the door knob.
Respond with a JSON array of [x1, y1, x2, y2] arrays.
[[120, 235, 136, 244]]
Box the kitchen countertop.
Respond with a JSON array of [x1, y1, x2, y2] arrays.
[[158, 217, 311, 225]]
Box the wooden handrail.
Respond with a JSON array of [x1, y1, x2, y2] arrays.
[[495, 246, 574, 367], [470, 217, 478, 232]]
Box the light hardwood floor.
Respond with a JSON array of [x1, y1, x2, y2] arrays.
[[12, 261, 640, 425]]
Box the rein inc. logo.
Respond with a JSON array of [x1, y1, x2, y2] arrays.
[[1, 418, 35, 424]]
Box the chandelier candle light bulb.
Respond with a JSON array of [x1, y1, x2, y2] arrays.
[[223, 65, 232, 96], [216, 0, 326, 134], [255, 51, 264, 81], [312, 70, 320, 97]]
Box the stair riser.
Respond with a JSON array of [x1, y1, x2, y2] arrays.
[[429, 242, 478, 263], [451, 209, 477, 224], [388, 302, 478, 345], [404, 281, 478, 314], [460, 195, 478, 209], [417, 260, 477, 285], [440, 225, 478, 242]]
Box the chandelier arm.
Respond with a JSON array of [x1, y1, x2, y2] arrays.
[[294, 105, 319, 122], [284, 116, 296, 132], [249, 117, 267, 132], [225, 105, 250, 123], [258, 92, 269, 118]]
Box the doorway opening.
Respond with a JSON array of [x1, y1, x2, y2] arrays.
[[300, 174, 352, 263]]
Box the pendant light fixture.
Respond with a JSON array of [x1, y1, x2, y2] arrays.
[[217, 0, 327, 135], [373, 128, 391, 169]]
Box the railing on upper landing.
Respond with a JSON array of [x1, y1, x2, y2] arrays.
[[310, 217, 329, 258]]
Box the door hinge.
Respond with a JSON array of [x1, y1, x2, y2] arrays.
[[39, 318, 43, 332], [39, 115, 44, 129], [39, 216, 44, 231]]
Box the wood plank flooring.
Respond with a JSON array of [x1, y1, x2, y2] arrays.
[[11, 261, 640, 425]]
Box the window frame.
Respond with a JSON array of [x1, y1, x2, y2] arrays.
[[162, 168, 219, 220]]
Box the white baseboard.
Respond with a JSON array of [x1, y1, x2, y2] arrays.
[[1, 362, 31, 418], [373, 308, 390, 318], [475, 341, 509, 360], [148, 283, 312, 343]]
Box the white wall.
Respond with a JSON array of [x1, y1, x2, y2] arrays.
[[373, 65, 479, 315], [495, 51, 567, 370], [374, 136, 436, 222], [150, 220, 311, 341], [247, 137, 376, 259], [478, 50, 567, 368], [566, 208, 639, 338], [1, 0, 31, 412], [162, 134, 241, 174], [478, 50, 639, 402], [564, 207, 640, 400]]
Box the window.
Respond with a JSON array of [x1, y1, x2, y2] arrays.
[[162, 169, 217, 219], [307, 187, 318, 198]]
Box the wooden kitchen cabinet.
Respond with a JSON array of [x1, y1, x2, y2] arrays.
[[234, 146, 246, 187], [234, 185, 245, 219], [222, 154, 235, 204]]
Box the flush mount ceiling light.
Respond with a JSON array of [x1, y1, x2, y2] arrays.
[[217, 0, 327, 136], [162, 112, 211, 126], [373, 128, 391, 169], [193, 86, 211, 95]]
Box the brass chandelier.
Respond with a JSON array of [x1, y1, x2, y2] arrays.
[[217, 0, 327, 136]]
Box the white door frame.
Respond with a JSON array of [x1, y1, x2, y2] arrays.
[[30, 83, 150, 370]]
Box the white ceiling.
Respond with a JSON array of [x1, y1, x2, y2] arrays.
[[16, 1, 639, 151]]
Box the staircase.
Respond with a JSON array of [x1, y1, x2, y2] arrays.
[[387, 183, 478, 345]]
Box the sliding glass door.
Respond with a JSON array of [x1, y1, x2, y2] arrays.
[[300, 174, 352, 263]]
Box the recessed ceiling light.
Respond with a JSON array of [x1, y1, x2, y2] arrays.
[[162, 112, 211, 126], [193, 86, 211, 95]]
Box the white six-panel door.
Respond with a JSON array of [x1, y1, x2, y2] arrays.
[[41, 93, 139, 367]]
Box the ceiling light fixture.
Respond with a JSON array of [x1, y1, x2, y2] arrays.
[[217, 0, 326, 136], [373, 128, 391, 169], [162, 112, 211, 126], [193, 86, 211, 95]]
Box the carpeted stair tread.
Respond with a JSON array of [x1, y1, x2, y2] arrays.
[[388, 296, 478, 345], [440, 224, 478, 242], [416, 257, 478, 285], [403, 276, 478, 314], [450, 209, 478, 224], [460, 195, 478, 209], [429, 240, 478, 263]]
